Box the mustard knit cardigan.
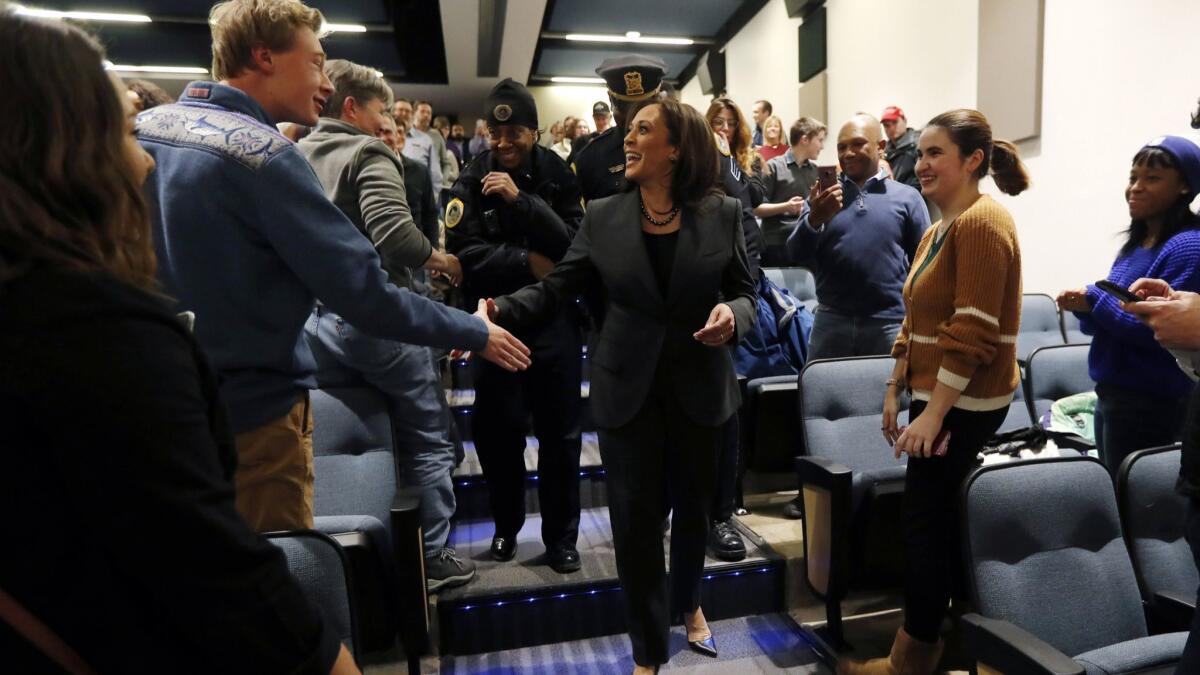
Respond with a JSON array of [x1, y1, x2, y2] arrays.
[[891, 195, 1022, 411]]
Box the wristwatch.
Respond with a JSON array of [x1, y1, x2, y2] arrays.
[[886, 377, 905, 389]]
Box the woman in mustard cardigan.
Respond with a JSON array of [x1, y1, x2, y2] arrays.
[[841, 109, 1030, 675]]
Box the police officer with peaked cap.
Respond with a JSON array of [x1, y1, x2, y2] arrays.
[[571, 54, 668, 203], [445, 78, 586, 572]]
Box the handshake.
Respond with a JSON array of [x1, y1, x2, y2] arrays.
[[472, 298, 532, 372]]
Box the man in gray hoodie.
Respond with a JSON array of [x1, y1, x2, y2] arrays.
[[298, 59, 474, 592]]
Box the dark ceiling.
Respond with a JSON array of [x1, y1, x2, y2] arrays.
[[530, 0, 768, 85], [24, 0, 448, 83]]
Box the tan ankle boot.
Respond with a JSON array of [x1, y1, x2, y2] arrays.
[[837, 628, 944, 675]]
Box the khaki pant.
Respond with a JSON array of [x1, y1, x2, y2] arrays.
[[233, 394, 314, 532]]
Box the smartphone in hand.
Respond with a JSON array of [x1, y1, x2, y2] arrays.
[[817, 165, 839, 191], [1095, 280, 1140, 304]]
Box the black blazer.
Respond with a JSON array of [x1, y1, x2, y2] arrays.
[[495, 190, 757, 428]]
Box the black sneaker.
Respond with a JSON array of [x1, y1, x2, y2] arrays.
[[782, 496, 804, 520], [426, 548, 476, 592], [708, 519, 746, 562]]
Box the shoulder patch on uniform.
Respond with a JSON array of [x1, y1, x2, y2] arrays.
[[136, 104, 291, 170], [445, 197, 465, 229]]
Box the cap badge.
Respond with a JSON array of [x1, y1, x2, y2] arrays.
[[624, 71, 644, 96], [494, 104, 512, 122]]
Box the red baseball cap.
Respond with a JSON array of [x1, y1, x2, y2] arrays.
[[881, 106, 905, 122]]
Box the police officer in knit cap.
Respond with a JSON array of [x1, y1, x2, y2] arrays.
[[572, 54, 668, 203], [446, 77, 586, 572]]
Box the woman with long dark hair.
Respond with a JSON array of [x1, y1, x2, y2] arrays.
[[845, 109, 1029, 675], [0, 10, 358, 674], [706, 97, 763, 180], [486, 99, 756, 675], [1057, 137, 1200, 474]]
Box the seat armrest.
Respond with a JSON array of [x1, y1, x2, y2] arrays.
[[1150, 589, 1197, 631], [961, 613, 1084, 675], [389, 486, 428, 659], [795, 456, 854, 602], [796, 455, 852, 488]]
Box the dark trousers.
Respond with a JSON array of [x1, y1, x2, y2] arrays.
[[1095, 382, 1187, 476], [1179, 499, 1200, 673], [473, 314, 582, 551], [902, 400, 1007, 643], [599, 368, 722, 667], [761, 243, 791, 268], [713, 414, 739, 522]]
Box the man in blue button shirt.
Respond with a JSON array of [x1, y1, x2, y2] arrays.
[[137, 0, 530, 534], [786, 114, 930, 359]]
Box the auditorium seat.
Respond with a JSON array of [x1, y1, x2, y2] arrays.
[[1018, 293, 1067, 364], [742, 374, 800, 472], [267, 530, 360, 662], [1117, 445, 1198, 631], [764, 266, 817, 310], [1060, 309, 1093, 345], [960, 457, 1189, 675], [1025, 344, 1095, 423], [997, 379, 1034, 433], [794, 356, 909, 645], [311, 386, 426, 668]]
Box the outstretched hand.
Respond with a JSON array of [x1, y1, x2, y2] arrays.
[[475, 299, 531, 371], [694, 303, 736, 347]]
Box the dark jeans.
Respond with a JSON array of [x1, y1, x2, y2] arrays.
[[599, 366, 722, 667], [472, 314, 582, 551], [1179, 499, 1200, 673], [1095, 382, 1187, 476], [808, 306, 902, 360], [902, 400, 1007, 643]]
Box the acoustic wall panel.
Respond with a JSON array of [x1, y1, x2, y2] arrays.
[[977, 0, 1044, 142]]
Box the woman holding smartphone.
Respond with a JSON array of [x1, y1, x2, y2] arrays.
[[1057, 136, 1200, 475], [843, 110, 1029, 675]]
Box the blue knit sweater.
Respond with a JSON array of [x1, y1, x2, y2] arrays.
[[1076, 229, 1200, 398]]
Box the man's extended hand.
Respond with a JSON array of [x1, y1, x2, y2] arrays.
[[481, 172, 520, 203], [806, 181, 843, 228], [1124, 291, 1200, 351], [474, 299, 531, 371]]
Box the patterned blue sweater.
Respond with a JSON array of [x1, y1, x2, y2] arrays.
[[1076, 229, 1200, 398]]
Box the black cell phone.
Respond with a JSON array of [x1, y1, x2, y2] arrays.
[[817, 165, 838, 191], [1095, 280, 1140, 303]]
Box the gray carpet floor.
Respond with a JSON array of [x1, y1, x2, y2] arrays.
[[438, 613, 829, 674]]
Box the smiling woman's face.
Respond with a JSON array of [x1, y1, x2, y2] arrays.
[[623, 103, 676, 185], [488, 124, 534, 169]]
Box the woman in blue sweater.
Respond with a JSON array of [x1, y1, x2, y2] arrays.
[[1058, 136, 1200, 474]]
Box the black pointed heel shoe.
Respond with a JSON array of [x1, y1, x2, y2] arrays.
[[688, 633, 718, 658]]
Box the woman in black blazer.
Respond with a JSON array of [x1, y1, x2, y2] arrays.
[[487, 99, 757, 674]]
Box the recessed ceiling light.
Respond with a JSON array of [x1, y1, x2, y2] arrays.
[[323, 22, 367, 33], [12, 4, 151, 22], [564, 33, 693, 46], [549, 76, 606, 85], [107, 64, 209, 74]]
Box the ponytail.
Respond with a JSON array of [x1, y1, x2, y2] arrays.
[[927, 108, 1031, 197], [989, 139, 1030, 196]]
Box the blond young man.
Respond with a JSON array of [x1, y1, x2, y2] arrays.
[[137, 0, 529, 541]]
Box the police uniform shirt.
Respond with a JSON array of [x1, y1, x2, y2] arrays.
[[445, 144, 584, 304], [572, 127, 627, 204]]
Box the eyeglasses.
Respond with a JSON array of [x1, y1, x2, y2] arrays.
[[710, 117, 737, 130]]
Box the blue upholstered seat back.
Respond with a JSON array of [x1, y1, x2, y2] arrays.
[[269, 532, 356, 655], [764, 266, 817, 303], [963, 458, 1148, 658], [311, 387, 398, 532], [1061, 311, 1092, 345], [1119, 447, 1196, 599], [1017, 293, 1067, 363], [800, 357, 908, 474], [1026, 344, 1095, 421]]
